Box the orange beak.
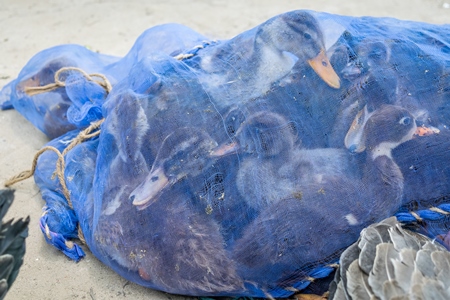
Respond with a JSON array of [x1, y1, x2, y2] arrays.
[[210, 141, 239, 157], [414, 125, 440, 137], [344, 106, 372, 153], [308, 49, 341, 89]]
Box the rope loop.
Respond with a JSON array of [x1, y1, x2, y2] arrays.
[[5, 68, 111, 247], [24, 66, 112, 96]]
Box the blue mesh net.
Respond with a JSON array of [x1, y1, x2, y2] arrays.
[[2, 10, 450, 298]]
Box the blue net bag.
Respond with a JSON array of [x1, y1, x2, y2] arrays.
[[3, 10, 450, 298]]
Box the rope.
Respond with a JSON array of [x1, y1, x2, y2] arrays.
[[6, 40, 211, 190], [6, 42, 211, 252], [4, 119, 104, 210], [173, 40, 217, 61], [25, 67, 112, 96], [5, 67, 110, 250]]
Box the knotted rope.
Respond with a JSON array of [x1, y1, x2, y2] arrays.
[[5, 67, 110, 247], [24, 67, 112, 96], [4, 119, 104, 209], [4, 42, 213, 250]]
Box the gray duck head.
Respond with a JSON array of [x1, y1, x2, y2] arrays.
[[211, 111, 298, 158], [129, 127, 218, 210], [256, 10, 341, 89], [346, 105, 417, 158]]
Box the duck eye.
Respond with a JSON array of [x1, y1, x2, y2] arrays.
[[303, 32, 312, 40], [399, 116, 411, 125]]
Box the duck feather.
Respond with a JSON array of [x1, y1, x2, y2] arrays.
[[346, 260, 371, 300], [368, 243, 398, 299]]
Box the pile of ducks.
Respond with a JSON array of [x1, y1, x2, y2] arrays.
[[90, 10, 450, 299]]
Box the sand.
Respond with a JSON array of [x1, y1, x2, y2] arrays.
[[0, 0, 449, 299]]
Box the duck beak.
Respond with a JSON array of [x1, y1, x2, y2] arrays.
[[345, 106, 372, 153], [16, 76, 40, 95], [342, 62, 362, 80], [414, 125, 440, 137], [308, 49, 341, 89], [129, 166, 169, 210], [210, 141, 239, 157]]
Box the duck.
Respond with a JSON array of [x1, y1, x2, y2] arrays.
[[125, 120, 253, 244], [128, 127, 219, 210], [95, 182, 244, 296], [345, 105, 450, 210], [229, 105, 417, 297], [328, 216, 450, 300], [196, 10, 340, 105], [103, 90, 150, 180], [14, 58, 78, 139], [262, 42, 350, 148], [343, 39, 446, 150], [211, 110, 359, 211], [392, 129, 450, 209], [266, 30, 371, 149], [119, 127, 244, 294], [0, 189, 29, 300], [328, 39, 396, 147]]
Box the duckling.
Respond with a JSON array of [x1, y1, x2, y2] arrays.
[[344, 39, 447, 149], [197, 10, 340, 104], [103, 91, 150, 180], [129, 127, 218, 210], [345, 105, 450, 209], [230, 105, 417, 297], [333, 40, 396, 149], [329, 217, 450, 300], [392, 130, 450, 209], [126, 124, 251, 244], [212, 111, 358, 211], [0, 190, 29, 300], [120, 127, 244, 294], [265, 43, 349, 148], [14, 58, 78, 139], [389, 39, 446, 126], [95, 183, 244, 295]]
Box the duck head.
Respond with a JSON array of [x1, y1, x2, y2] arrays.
[[347, 105, 417, 159], [129, 127, 218, 210], [345, 103, 437, 154], [16, 58, 77, 94], [257, 11, 341, 89], [211, 111, 298, 158], [342, 40, 389, 81]]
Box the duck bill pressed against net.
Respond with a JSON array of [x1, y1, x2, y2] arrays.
[[415, 125, 440, 136], [129, 166, 169, 210], [210, 141, 239, 157], [344, 106, 372, 153], [307, 49, 341, 89]]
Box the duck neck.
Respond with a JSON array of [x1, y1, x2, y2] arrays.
[[363, 150, 404, 223], [253, 36, 296, 85]]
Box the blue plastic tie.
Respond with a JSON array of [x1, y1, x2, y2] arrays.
[[39, 212, 85, 262]]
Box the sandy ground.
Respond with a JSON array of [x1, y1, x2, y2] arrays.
[[0, 0, 449, 299]]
